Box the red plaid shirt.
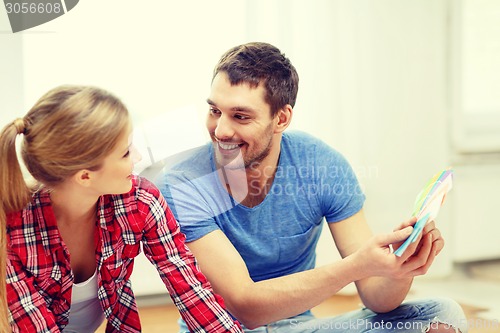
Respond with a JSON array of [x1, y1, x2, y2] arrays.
[[6, 176, 241, 333]]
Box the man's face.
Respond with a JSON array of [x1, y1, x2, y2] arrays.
[[206, 72, 276, 170]]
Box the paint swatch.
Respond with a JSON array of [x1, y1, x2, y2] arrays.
[[394, 168, 453, 257]]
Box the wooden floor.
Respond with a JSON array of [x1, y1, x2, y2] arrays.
[[97, 294, 498, 332]]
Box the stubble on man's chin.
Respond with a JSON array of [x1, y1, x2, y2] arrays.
[[215, 149, 245, 171], [213, 134, 272, 171]]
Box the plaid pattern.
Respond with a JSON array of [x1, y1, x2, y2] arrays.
[[6, 176, 241, 333]]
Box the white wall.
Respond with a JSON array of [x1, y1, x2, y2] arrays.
[[239, 0, 500, 274], [1, 0, 499, 296], [451, 163, 500, 262], [243, 0, 455, 276], [0, 12, 23, 128]]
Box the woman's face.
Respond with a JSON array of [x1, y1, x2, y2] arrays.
[[89, 125, 142, 195]]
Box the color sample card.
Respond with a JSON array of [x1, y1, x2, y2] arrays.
[[394, 169, 453, 257]]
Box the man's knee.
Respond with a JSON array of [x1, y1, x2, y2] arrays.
[[425, 297, 467, 333]]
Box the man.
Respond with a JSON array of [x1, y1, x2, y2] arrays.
[[154, 42, 467, 332]]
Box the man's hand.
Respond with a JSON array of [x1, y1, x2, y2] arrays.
[[353, 217, 445, 281]]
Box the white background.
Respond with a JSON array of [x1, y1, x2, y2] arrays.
[[1, 0, 499, 296]]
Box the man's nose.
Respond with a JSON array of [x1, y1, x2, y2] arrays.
[[214, 114, 235, 140]]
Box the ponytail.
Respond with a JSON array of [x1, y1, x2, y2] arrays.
[[0, 118, 32, 332]]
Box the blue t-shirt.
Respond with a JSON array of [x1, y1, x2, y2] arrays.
[[155, 131, 365, 282]]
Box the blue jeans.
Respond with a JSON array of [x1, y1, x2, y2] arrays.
[[178, 297, 468, 332]]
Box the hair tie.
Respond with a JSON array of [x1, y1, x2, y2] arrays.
[[13, 118, 26, 135]]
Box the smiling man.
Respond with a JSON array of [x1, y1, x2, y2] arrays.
[[155, 42, 467, 333]]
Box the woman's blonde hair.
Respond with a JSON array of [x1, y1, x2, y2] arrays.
[[0, 85, 130, 331]]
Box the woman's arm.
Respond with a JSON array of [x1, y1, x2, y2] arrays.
[[140, 187, 242, 333], [6, 250, 62, 333]]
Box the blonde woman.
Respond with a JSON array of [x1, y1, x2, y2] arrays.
[[0, 86, 242, 333]]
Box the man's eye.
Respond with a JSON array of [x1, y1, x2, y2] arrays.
[[209, 108, 221, 114], [235, 114, 249, 120]]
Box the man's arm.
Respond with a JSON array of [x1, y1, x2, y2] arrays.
[[185, 209, 429, 329], [330, 209, 445, 313], [186, 229, 364, 329]]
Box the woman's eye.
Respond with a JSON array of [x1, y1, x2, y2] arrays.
[[123, 150, 130, 158]]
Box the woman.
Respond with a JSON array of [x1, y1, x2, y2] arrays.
[[0, 85, 241, 333]]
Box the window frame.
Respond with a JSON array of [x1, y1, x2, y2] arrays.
[[450, 0, 500, 155]]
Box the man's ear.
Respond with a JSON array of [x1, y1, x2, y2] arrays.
[[73, 170, 92, 187], [274, 105, 293, 134]]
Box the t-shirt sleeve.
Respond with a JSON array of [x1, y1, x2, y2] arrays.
[[157, 170, 230, 242], [313, 138, 365, 223]]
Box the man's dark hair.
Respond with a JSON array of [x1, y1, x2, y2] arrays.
[[213, 42, 299, 117]]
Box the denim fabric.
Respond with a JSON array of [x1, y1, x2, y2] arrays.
[[178, 297, 468, 332]]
